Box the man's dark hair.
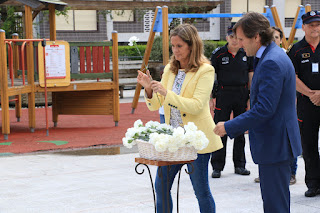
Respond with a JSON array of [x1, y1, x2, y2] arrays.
[[272, 26, 283, 39], [233, 12, 274, 46]]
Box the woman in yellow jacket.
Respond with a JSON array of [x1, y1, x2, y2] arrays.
[[137, 24, 222, 213]]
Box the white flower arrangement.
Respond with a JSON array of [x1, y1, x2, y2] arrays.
[[123, 120, 209, 152]]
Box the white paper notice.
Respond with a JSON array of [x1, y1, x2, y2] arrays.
[[45, 45, 66, 78]]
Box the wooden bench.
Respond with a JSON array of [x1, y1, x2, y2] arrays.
[[118, 69, 138, 99]]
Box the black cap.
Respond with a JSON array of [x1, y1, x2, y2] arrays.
[[227, 24, 234, 36], [302, 11, 320, 24]]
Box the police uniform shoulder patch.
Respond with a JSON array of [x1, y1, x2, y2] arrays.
[[286, 44, 293, 53], [212, 47, 221, 55]]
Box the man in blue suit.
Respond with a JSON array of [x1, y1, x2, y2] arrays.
[[214, 12, 302, 213]]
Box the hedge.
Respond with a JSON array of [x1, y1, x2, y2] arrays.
[[113, 36, 227, 61]]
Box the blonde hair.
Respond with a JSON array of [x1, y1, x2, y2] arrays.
[[169, 24, 209, 74]]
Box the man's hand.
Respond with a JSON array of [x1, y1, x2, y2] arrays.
[[209, 98, 216, 112], [214, 122, 226, 137], [309, 90, 320, 106]]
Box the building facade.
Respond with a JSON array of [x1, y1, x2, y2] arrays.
[[35, 0, 320, 42]]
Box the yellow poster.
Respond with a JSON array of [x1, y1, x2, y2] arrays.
[[38, 41, 70, 87]]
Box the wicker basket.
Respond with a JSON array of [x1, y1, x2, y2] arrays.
[[136, 139, 198, 161]]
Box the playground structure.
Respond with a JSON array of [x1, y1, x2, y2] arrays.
[[130, 4, 313, 113], [0, 1, 314, 140], [0, 0, 224, 140], [0, 1, 120, 139]]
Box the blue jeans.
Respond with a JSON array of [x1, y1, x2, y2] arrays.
[[160, 114, 165, 124], [155, 153, 215, 213]]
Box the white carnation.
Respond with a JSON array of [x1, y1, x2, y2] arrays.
[[128, 36, 139, 46], [133, 119, 143, 129], [125, 127, 137, 138], [172, 127, 186, 145], [145, 121, 160, 129], [157, 123, 173, 131], [188, 131, 209, 150], [154, 138, 168, 152], [149, 132, 161, 145], [122, 137, 136, 148], [184, 122, 198, 132]]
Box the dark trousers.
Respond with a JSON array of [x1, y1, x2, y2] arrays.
[[297, 96, 320, 189], [259, 160, 291, 213], [211, 87, 249, 171]]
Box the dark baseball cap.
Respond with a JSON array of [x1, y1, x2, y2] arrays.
[[227, 24, 234, 36], [302, 11, 320, 24]]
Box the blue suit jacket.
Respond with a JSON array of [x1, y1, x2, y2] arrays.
[[225, 42, 302, 164]]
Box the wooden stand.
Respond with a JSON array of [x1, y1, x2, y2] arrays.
[[135, 157, 194, 213]]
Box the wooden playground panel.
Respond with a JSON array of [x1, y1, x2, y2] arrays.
[[0, 29, 120, 140]]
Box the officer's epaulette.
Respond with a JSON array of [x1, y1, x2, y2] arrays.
[[286, 44, 293, 53], [212, 47, 221, 55]]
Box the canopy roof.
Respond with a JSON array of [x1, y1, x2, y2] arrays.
[[0, 0, 223, 11], [0, 0, 67, 10], [63, 0, 223, 11]]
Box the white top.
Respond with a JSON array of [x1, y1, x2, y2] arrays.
[[170, 69, 186, 128], [158, 106, 164, 115]]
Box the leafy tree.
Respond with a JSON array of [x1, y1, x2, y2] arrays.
[[0, 6, 23, 38], [0, 5, 69, 38]]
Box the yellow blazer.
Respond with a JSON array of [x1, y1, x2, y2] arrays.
[[145, 63, 223, 154]]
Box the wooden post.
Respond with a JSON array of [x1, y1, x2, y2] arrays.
[[305, 4, 311, 13], [49, 4, 56, 41], [288, 5, 304, 47], [48, 3, 57, 126], [270, 5, 288, 49], [112, 31, 120, 126], [12, 33, 19, 78], [0, 30, 10, 139], [12, 33, 21, 122], [162, 6, 169, 66], [25, 5, 36, 132], [131, 6, 160, 113]]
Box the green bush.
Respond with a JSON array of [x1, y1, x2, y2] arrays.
[[113, 40, 227, 61], [117, 45, 146, 60], [150, 36, 164, 61], [203, 40, 227, 59]]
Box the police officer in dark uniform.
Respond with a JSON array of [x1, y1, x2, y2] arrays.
[[210, 25, 253, 178], [288, 11, 320, 197]]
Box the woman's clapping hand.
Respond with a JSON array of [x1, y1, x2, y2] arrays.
[[137, 70, 152, 89], [150, 81, 167, 97]]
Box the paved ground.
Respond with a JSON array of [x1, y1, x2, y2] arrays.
[[0, 89, 319, 212], [0, 89, 153, 154], [0, 135, 319, 213]]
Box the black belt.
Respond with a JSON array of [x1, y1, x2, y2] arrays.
[[220, 85, 247, 89]]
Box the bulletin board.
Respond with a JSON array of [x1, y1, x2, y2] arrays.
[[38, 41, 70, 87]]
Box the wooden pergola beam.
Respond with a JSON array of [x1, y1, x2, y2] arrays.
[[1, 0, 222, 12], [62, 0, 223, 10]]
